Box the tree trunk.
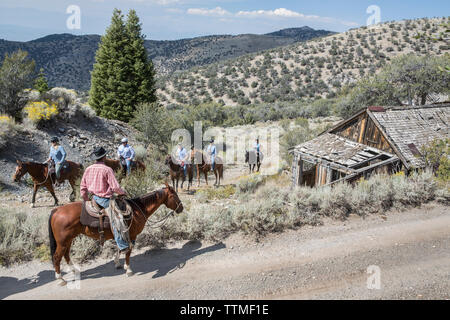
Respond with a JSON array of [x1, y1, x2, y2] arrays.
[[420, 93, 427, 105]]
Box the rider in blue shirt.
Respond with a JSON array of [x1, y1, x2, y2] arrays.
[[44, 137, 66, 180], [177, 143, 188, 176], [207, 138, 216, 171], [117, 138, 135, 175]]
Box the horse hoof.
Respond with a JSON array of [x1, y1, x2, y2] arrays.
[[126, 270, 134, 277], [57, 278, 67, 286], [115, 264, 123, 269], [30, 204, 35, 209]]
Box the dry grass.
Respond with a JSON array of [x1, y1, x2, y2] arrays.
[[0, 170, 447, 266]]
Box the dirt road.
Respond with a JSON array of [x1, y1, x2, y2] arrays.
[[1, 203, 449, 300]]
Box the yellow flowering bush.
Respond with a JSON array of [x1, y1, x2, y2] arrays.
[[24, 101, 58, 124], [0, 115, 13, 124]]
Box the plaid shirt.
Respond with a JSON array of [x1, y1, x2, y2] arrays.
[[80, 162, 125, 201]]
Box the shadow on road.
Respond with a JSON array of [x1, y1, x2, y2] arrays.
[[0, 240, 226, 299], [0, 270, 55, 300], [82, 240, 226, 280]]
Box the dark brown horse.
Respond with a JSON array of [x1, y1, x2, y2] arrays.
[[104, 158, 146, 177], [245, 150, 263, 174], [13, 160, 83, 208], [48, 183, 183, 285], [165, 155, 193, 192], [192, 149, 223, 186]]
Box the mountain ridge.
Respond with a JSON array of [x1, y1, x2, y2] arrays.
[[0, 27, 336, 91]]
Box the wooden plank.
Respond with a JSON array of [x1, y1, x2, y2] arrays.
[[367, 110, 411, 169]]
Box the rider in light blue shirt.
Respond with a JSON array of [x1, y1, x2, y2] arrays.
[[254, 138, 261, 154], [207, 138, 216, 172], [117, 138, 135, 175], [45, 136, 66, 180], [177, 143, 188, 176]]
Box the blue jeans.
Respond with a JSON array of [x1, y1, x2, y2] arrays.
[[210, 156, 215, 171], [125, 159, 132, 175], [94, 196, 130, 251], [55, 162, 63, 179]]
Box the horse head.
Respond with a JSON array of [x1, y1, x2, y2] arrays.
[[164, 155, 172, 166], [164, 181, 183, 213], [12, 160, 28, 182]]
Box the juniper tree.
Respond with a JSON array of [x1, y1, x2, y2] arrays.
[[34, 68, 50, 94], [89, 9, 156, 122], [0, 50, 36, 119]]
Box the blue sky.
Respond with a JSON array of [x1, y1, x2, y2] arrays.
[[1, 0, 449, 41]]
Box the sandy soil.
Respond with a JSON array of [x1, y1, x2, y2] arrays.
[[1, 202, 448, 300]]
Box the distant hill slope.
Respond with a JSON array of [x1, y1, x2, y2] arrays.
[[0, 27, 335, 91], [157, 17, 450, 106]]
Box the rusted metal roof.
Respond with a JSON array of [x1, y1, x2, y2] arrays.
[[369, 104, 450, 168]]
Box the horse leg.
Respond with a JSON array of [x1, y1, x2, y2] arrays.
[[124, 249, 134, 277], [114, 249, 122, 269], [63, 240, 79, 274], [31, 184, 39, 208], [197, 165, 201, 187], [53, 243, 68, 286], [68, 178, 76, 202], [46, 183, 59, 206]]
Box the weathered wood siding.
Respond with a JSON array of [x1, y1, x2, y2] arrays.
[[332, 112, 393, 153]]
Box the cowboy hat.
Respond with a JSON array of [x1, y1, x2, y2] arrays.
[[92, 147, 107, 160]]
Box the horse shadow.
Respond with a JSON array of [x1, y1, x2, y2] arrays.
[[81, 240, 226, 280], [0, 270, 55, 300]]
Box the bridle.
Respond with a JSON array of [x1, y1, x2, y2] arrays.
[[127, 189, 183, 229]]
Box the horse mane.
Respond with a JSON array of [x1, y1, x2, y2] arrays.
[[132, 189, 165, 207], [24, 161, 47, 167]]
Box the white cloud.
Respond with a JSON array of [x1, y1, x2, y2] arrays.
[[235, 7, 358, 27], [187, 6, 231, 17], [237, 8, 308, 18]]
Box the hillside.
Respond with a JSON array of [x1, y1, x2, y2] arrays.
[[157, 17, 450, 106], [0, 27, 334, 91]]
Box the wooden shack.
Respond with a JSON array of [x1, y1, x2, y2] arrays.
[[290, 104, 450, 187]]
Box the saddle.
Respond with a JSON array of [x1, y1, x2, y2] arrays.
[[48, 161, 69, 184], [80, 197, 133, 246], [120, 158, 137, 169], [80, 199, 111, 245]]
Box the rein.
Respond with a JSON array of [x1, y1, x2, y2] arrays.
[[127, 192, 182, 229], [24, 163, 53, 186]]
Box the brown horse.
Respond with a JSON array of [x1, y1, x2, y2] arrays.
[[164, 155, 193, 192], [104, 158, 146, 177], [13, 160, 84, 208], [192, 149, 223, 186], [48, 183, 183, 285]]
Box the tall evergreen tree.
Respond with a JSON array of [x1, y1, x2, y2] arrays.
[[126, 10, 157, 107], [89, 9, 156, 122]]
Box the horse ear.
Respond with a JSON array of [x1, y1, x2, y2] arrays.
[[164, 181, 169, 188], [17, 160, 22, 165]]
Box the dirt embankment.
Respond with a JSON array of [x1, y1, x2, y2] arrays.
[[0, 110, 139, 199], [1, 202, 448, 300]]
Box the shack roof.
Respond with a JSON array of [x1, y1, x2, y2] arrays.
[[368, 104, 450, 168], [290, 133, 396, 171]]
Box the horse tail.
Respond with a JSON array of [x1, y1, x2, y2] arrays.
[[220, 164, 223, 179], [48, 208, 58, 265]]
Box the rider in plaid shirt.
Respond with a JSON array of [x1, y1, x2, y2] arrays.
[[80, 147, 126, 202], [80, 147, 130, 251]]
